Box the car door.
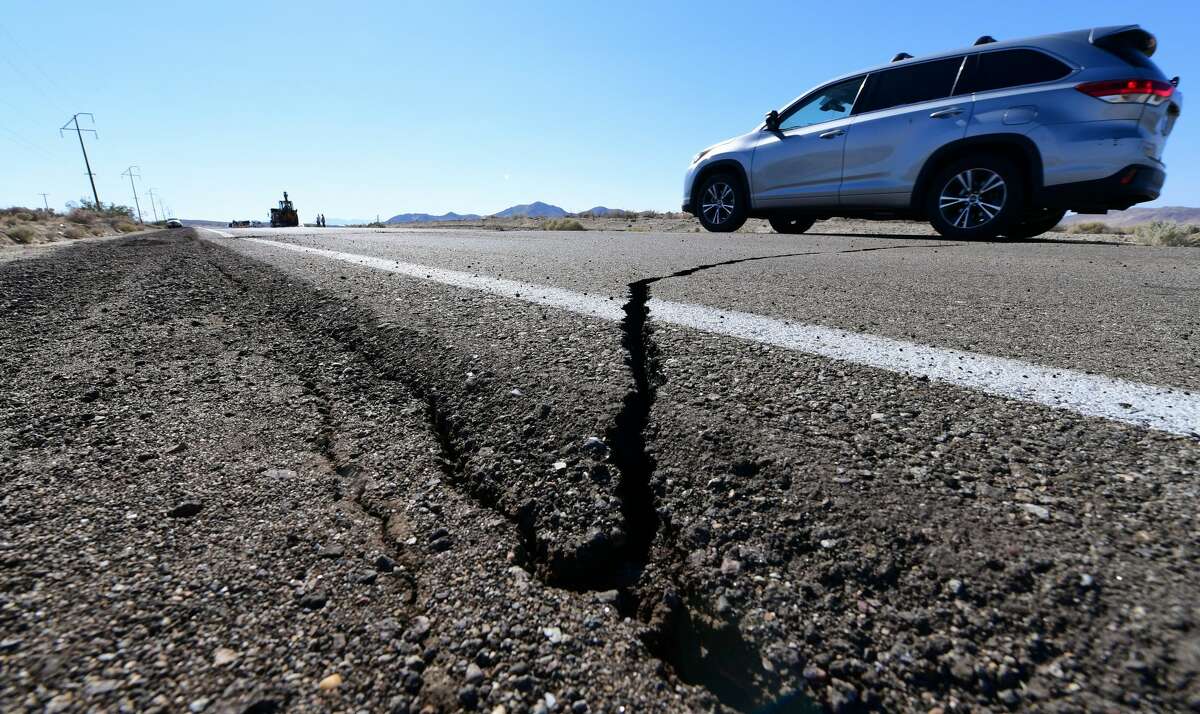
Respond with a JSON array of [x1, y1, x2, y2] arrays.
[[839, 56, 972, 208], [750, 76, 864, 208]]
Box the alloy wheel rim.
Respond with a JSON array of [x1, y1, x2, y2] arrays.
[[939, 169, 1006, 229], [702, 182, 735, 225]]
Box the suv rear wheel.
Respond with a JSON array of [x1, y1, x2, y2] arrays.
[[768, 215, 816, 234], [696, 173, 748, 233], [925, 154, 1024, 240]]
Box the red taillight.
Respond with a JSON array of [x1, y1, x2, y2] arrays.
[[1076, 79, 1175, 105]]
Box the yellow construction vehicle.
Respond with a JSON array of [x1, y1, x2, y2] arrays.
[[269, 191, 299, 227]]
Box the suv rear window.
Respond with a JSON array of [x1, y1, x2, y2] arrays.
[[855, 57, 964, 114], [957, 49, 1072, 94]]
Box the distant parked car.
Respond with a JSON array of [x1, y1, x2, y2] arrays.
[[165, 219, 183, 228], [683, 26, 1182, 239]]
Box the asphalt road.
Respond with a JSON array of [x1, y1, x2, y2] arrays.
[[2, 226, 1198, 713]]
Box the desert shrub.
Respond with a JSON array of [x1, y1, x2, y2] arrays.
[[6, 225, 37, 243], [67, 208, 96, 225], [1066, 221, 1126, 234], [63, 226, 86, 239], [542, 218, 585, 231], [115, 221, 140, 233], [1133, 221, 1200, 247]]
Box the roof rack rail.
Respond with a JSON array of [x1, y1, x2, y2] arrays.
[[974, 35, 997, 45], [892, 52, 913, 62]]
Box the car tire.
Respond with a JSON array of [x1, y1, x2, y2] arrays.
[[1002, 208, 1067, 240], [925, 154, 1025, 240], [768, 215, 817, 234], [695, 173, 748, 233]]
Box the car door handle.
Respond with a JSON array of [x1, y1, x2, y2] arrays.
[[929, 108, 964, 119], [818, 129, 845, 139]]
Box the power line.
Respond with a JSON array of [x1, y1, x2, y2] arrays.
[[121, 166, 144, 223], [39, 193, 49, 211], [147, 187, 160, 222], [60, 113, 99, 209], [0, 23, 74, 115]]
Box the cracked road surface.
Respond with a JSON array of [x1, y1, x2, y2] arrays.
[[2, 227, 1199, 713]]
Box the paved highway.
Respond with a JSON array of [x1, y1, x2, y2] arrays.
[[3, 226, 1198, 713]]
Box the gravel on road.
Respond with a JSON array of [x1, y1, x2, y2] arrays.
[[2, 229, 1198, 713]]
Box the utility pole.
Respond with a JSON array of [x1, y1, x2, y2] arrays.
[[121, 166, 144, 223], [59, 113, 100, 209], [39, 193, 50, 211], [147, 188, 160, 222]]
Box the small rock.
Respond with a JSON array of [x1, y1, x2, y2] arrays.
[[543, 626, 563, 644], [213, 647, 239, 666], [86, 679, 120, 696], [0, 638, 20, 652], [595, 590, 619, 604], [458, 685, 479, 708], [720, 558, 742, 576], [318, 544, 345, 559], [375, 555, 395, 572], [318, 673, 343, 690], [552, 461, 567, 472], [946, 579, 964, 597], [188, 698, 209, 712], [1079, 573, 1095, 588], [164, 442, 187, 455], [544, 693, 557, 709], [168, 502, 203, 519], [465, 663, 484, 684], [803, 666, 827, 683], [299, 590, 328, 610], [356, 570, 378, 585], [1019, 503, 1050, 520], [819, 539, 837, 549], [405, 616, 432, 642]]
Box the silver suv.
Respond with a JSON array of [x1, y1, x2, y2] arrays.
[[683, 26, 1182, 239]]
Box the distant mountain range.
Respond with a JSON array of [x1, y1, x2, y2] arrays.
[[1061, 206, 1200, 228], [492, 201, 568, 218], [387, 212, 482, 224], [379, 201, 645, 223]]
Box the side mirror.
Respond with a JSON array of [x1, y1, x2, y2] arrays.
[[764, 110, 780, 132]]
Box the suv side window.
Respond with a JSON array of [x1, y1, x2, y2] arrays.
[[778, 77, 864, 131], [956, 49, 1072, 94], [854, 57, 965, 114]]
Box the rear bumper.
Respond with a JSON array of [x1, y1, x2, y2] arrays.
[[1038, 164, 1165, 213]]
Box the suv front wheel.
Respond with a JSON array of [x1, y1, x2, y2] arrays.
[[925, 154, 1024, 240], [696, 173, 748, 233]]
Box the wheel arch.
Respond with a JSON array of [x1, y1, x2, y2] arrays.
[[689, 159, 752, 215], [911, 135, 1044, 216]]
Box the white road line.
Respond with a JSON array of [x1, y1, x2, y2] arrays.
[[200, 228, 235, 238], [237, 237, 1199, 437]]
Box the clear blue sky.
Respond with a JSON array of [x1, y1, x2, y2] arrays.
[[1, 1, 1197, 220]]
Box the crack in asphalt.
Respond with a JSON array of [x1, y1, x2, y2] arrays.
[[606, 244, 951, 712]]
